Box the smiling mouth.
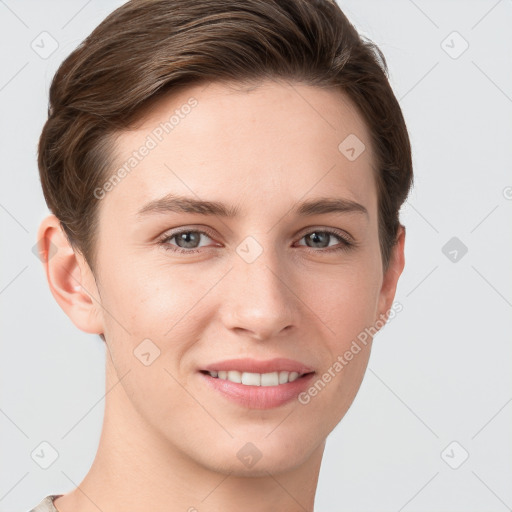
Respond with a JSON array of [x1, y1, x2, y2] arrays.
[[199, 369, 314, 386]]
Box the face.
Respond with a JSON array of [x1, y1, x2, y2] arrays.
[[79, 80, 403, 475]]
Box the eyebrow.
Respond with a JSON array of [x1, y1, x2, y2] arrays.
[[136, 193, 368, 219]]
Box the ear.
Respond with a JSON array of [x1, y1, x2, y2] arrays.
[[36, 214, 104, 335], [376, 224, 406, 321]]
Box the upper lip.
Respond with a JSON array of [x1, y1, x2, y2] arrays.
[[201, 358, 315, 375]]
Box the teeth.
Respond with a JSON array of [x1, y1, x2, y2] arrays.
[[210, 370, 303, 386], [227, 370, 242, 383], [261, 372, 278, 386], [242, 371, 260, 386], [288, 371, 300, 382]]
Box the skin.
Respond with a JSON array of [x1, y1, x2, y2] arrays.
[[38, 79, 405, 512]]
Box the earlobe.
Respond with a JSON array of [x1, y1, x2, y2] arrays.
[[377, 224, 406, 321], [37, 214, 104, 335]]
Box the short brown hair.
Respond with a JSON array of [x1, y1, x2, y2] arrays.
[[38, 0, 413, 273]]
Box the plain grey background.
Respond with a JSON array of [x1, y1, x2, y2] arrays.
[[1, 1, 511, 511]]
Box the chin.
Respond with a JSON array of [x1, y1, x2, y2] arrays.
[[191, 428, 322, 477]]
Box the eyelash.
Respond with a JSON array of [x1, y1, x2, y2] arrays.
[[157, 227, 356, 255]]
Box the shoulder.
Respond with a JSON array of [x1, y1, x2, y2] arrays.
[[27, 494, 62, 512]]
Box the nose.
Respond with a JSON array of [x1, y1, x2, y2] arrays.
[[219, 245, 296, 341]]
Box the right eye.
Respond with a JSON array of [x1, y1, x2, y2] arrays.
[[158, 229, 217, 254]]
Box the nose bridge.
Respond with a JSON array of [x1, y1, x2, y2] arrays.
[[221, 235, 295, 339]]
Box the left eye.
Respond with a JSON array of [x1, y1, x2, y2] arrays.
[[297, 230, 352, 250]]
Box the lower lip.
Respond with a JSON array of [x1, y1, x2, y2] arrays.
[[199, 371, 316, 409]]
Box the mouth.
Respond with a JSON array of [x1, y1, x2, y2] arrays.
[[198, 358, 316, 409]]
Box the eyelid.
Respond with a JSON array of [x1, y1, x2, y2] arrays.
[[157, 226, 217, 249], [158, 224, 354, 240], [157, 225, 217, 241], [296, 225, 355, 244], [157, 226, 357, 246]]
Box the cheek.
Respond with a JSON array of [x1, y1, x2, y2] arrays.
[[101, 260, 195, 326], [99, 262, 214, 369], [296, 335, 373, 443], [305, 260, 382, 336], [100, 250, 382, 354]]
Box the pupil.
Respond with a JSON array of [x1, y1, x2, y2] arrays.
[[307, 232, 328, 248], [178, 232, 199, 248]]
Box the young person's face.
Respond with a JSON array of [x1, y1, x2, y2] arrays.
[[55, 80, 404, 475]]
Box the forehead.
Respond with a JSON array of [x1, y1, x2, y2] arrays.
[[101, 79, 377, 222]]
